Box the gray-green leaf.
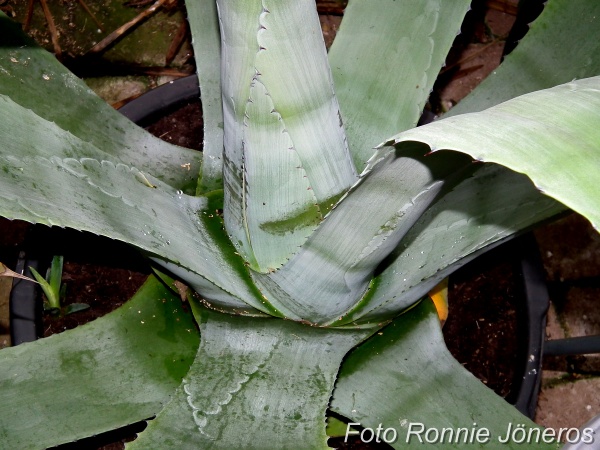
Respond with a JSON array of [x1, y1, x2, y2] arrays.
[[0, 275, 199, 450], [385, 77, 600, 230], [127, 305, 371, 449], [329, 0, 471, 170], [0, 14, 200, 193], [331, 299, 559, 450]]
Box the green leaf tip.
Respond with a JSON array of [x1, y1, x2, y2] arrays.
[[389, 76, 600, 232]]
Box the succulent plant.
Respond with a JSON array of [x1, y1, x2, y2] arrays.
[[0, 1, 599, 448]]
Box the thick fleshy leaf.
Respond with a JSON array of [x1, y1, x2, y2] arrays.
[[253, 146, 472, 323], [186, 0, 224, 194], [448, 0, 600, 117], [385, 77, 600, 230], [242, 77, 321, 272], [217, 0, 264, 270], [335, 165, 564, 325], [253, 0, 357, 203], [340, 0, 600, 324], [218, 0, 357, 270], [331, 300, 559, 450], [127, 306, 371, 450], [0, 275, 199, 450], [0, 14, 200, 193], [329, 0, 471, 171], [0, 104, 277, 315]]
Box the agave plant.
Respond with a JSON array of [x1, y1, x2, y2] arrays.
[[1, 0, 599, 448]]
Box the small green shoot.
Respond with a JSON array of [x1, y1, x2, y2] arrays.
[[29, 255, 63, 313], [29, 256, 89, 316]]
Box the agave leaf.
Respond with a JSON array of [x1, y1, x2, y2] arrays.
[[217, 0, 357, 270], [349, 77, 600, 323], [241, 76, 322, 272], [216, 0, 264, 270], [0, 14, 200, 193], [29, 265, 61, 310], [331, 300, 559, 450], [341, 1, 600, 324], [0, 275, 199, 450], [185, 0, 224, 194], [386, 77, 600, 230], [335, 165, 564, 325], [48, 254, 63, 298], [253, 146, 472, 323], [329, 0, 471, 171], [0, 103, 277, 315], [448, 0, 600, 116], [253, 0, 357, 203], [127, 306, 371, 450]]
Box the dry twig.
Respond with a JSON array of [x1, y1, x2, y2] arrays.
[[88, 0, 172, 55]]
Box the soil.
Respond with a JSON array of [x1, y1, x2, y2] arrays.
[[444, 242, 526, 401], [145, 101, 203, 151]]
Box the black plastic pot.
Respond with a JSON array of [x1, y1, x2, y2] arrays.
[[10, 76, 547, 422], [9, 252, 44, 345], [508, 234, 550, 419], [117, 74, 200, 127]]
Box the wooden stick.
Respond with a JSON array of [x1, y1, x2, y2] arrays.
[[76, 0, 104, 32], [88, 0, 168, 55], [0, 262, 37, 283], [165, 20, 188, 66], [441, 41, 498, 74], [39, 0, 62, 57], [23, 0, 36, 31], [134, 66, 193, 77]]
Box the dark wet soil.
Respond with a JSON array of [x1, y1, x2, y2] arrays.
[[445, 242, 526, 401]]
